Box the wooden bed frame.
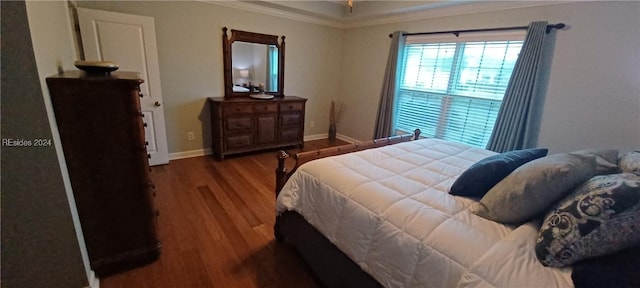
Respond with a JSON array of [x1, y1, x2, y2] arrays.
[[275, 129, 421, 196], [273, 130, 420, 287]]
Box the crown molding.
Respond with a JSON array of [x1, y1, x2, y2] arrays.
[[202, 1, 567, 30], [342, 1, 565, 28], [201, 1, 346, 28]]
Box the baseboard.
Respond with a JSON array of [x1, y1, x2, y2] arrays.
[[88, 270, 99, 288], [303, 133, 328, 141], [335, 133, 358, 144], [168, 148, 213, 160], [168, 134, 356, 161], [305, 133, 356, 143]]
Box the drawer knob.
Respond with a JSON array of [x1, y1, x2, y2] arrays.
[[143, 122, 148, 127], [147, 154, 151, 159], [139, 93, 144, 98], [154, 101, 162, 107]]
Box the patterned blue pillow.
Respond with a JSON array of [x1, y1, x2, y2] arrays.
[[535, 173, 640, 267], [619, 150, 640, 174]]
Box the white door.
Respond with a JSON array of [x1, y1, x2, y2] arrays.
[[78, 8, 169, 165]]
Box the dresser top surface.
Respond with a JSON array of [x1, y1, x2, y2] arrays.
[[47, 70, 143, 82], [208, 96, 306, 103]]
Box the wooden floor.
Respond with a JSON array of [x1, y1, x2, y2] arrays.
[[101, 139, 349, 288]]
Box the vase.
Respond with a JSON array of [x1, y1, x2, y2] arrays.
[[328, 123, 337, 141]]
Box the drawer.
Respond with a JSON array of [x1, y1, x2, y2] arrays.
[[226, 134, 252, 149], [281, 127, 301, 142], [225, 117, 252, 131], [280, 113, 302, 126], [279, 102, 304, 112], [254, 103, 278, 113], [133, 113, 147, 146], [223, 104, 252, 115]]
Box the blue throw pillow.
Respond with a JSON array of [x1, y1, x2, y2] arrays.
[[449, 148, 548, 197], [535, 173, 640, 267]]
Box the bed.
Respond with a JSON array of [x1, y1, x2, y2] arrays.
[[273, 135, 640, 287], [232, 85, 250, 92]]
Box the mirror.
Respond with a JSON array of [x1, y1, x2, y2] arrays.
[[223, 27, 285, 98]]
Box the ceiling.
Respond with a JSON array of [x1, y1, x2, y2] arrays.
[[211, 0, 560, 28]]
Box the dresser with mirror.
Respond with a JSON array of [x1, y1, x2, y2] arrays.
[[209, 27, 306, 159]]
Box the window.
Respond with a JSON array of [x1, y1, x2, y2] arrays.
[[394, 32, 525, 148]]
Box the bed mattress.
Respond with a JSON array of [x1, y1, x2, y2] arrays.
[[276, 138, 573, 287]]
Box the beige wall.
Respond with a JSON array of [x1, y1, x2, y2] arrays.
[[68, 1, 640, 155], [3, 1, 91, 287], [25, 0, 96, 283], [76, 1, 343, 155], [7, 1, 638, 287], [339, 1, 640, 153]]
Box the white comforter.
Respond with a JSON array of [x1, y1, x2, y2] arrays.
[[276, 138, 573, 288]]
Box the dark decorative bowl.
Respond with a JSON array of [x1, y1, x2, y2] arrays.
[[74, 60, 119, 73]]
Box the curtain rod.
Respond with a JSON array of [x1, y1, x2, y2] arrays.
[[389, 23, 565, 38]]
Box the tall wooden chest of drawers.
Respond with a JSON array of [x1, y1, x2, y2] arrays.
[[209, 96, 307, 159], [46, 71, 160, 276]]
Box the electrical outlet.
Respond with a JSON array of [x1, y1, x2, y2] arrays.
[[310, 121, 315, 128], [187, 131, 194, 141]]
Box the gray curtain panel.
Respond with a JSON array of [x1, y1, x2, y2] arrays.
[[373, 31, 405, 139], [487, 21, 550, 152]]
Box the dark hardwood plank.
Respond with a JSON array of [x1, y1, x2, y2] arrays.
[[99, 139, 348, 288], [197, 185, 252, 259], [205, 166, 263, 227]]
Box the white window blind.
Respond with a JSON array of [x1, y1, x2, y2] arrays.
[[394, 31, 525, 148]]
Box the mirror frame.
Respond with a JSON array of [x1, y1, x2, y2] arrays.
[[222, 27, 285, 98]]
